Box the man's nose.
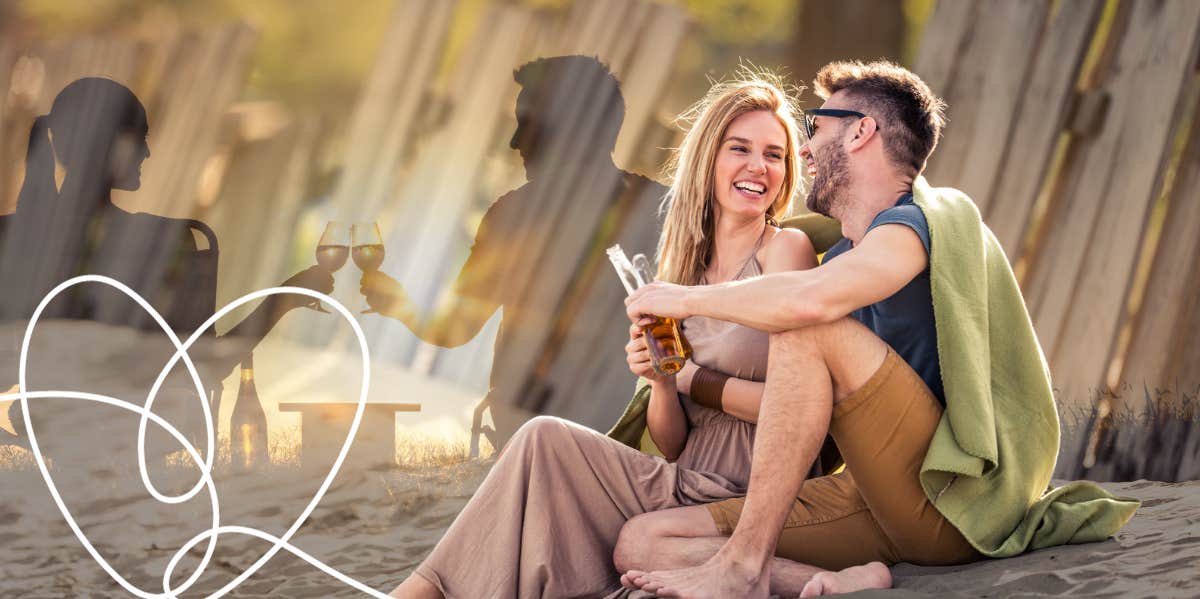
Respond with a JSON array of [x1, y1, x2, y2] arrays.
[[799, 142, 812, 160], [509, 128, 520, 150]]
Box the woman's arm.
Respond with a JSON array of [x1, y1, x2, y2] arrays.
[[646, 378, 688, 460], [625, 322, 687, 460], [676, 227, 818, 424], [677, 361, 765, 424]]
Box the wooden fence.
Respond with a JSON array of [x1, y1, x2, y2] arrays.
[[12, 1, 1192, 470], [914, 0, 1200, 474]]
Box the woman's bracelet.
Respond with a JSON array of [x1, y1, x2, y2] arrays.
[[689, 366, 730, 411]]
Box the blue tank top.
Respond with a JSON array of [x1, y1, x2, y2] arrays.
[[822, 194, 944, 406]]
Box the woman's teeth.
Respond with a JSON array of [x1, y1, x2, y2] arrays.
[[734, 181, 765, 195]]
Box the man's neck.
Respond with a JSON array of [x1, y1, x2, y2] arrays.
[[837, 175, 913, 245]]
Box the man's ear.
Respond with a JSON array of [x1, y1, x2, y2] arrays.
[[845, 117, 878, 153]]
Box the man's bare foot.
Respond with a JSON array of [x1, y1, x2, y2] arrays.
[[798, 561, 891, 597], [624, 556, 769, 599]]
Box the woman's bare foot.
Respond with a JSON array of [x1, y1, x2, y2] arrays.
[[624, 556, 769, 599], [389, 572, 442, 599], [798, 561, 891, 597]]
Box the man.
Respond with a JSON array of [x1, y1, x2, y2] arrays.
[[361, 56, 666, 455], [616, 60, 1134, 598]]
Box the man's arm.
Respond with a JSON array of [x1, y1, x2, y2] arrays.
[[361, 271, 500, 348], [626, 224, 928, 332]]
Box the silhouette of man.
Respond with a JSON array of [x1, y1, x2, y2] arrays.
[[360, 56, 667, 454]]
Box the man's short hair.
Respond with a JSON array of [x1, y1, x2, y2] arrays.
[[814, 60, 946, 177], [513, 56, 624, 151]]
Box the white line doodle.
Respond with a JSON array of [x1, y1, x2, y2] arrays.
[[0, 275, 394, 598]]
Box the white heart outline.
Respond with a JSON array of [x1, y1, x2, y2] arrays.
[[2, 274, 395, 598]]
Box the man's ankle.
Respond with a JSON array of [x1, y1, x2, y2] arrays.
[[714, 547, 769, 585]]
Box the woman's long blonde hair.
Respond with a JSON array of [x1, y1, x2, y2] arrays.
[[657, 70, 804, 286]]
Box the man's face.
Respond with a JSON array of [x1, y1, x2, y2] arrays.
[[509, 89, 541, 176], [801, 95, 855, 217]]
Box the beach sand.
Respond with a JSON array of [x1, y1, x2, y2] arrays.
[[0, 320, 1196, 597], [1, 449, 1196, 598]]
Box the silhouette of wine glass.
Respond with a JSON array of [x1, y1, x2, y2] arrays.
[[351, 222, 385, 314], [311, 221, 350, 312]]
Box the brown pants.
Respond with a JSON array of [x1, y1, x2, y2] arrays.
[[706, 348, 979, 570]]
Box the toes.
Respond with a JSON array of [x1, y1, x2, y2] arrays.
[[800, 573, 830, 598]]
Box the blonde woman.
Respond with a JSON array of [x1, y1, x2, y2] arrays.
[[390, 72, 816, 599]]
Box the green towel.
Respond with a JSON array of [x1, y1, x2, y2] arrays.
[[910, 177, 1137, 556], [607, 378, 664, 456], [608, 178, 1138, 557]]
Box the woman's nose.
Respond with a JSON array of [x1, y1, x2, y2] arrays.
[[747, 155, 766, 174]]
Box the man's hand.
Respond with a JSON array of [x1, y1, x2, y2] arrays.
[[359, 270, 408, 318], [625, 282, 694, 324], [279, 266, 334, 310]]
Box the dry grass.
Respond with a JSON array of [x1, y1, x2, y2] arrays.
[[1060, 383, 1200, 482], [395, 431, 494, 469]]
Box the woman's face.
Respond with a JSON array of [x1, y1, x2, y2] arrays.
[[108, 127, 150, 191], [712, 110, 788, 223]]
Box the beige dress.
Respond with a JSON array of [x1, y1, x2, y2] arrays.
[[414, 259, 768, 599]]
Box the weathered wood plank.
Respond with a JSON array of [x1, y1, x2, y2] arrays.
[[1118, 89, 1200, 396], [610, 3, 688, 170], [1038, 0, 1200, 407], [912, 0, 979, 102], [134, 25, 256, 217], [206, 114, 321, 331], [0, 44, 25, 214], [986, 0, 1105, 259], [377, 4, 537, 363], [923, 0, 1050, 203], [539, 176, 666, 429], [329, 0, 454, 222]]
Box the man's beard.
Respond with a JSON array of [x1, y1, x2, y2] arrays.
[[805, 143, 850, 218]]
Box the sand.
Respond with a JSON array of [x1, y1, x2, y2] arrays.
[[1, 320, 1197, 597], [2, 450, 1197, 598]]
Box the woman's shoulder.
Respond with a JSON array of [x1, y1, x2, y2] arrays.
[[757, 226, 816, 273]]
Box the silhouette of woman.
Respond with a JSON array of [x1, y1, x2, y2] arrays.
[[0, 77, 330, 451]]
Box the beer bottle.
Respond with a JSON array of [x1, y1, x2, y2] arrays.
[[606, 244, 691, 375]]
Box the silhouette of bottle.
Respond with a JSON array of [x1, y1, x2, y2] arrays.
[[231, 354, 268, 470]]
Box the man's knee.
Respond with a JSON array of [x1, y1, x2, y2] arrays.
[[767, 318, 854, 361], [613, 513, 661, 572]]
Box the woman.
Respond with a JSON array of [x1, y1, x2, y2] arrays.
[[0, 77, 330, 452], [390, 73, 816, 599]]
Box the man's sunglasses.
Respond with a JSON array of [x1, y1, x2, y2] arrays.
[[802, 109, 875, 140]]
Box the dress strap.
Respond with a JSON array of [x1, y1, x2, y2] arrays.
[[704, 226, 769, 284]]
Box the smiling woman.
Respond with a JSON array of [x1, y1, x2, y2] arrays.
[[656, 70, 805, 287]]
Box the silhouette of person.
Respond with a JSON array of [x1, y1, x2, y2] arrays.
[[360, 56, 667, 455], [0, 77, 332, 452]]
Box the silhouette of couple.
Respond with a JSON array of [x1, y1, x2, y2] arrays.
[[1, 56, 660, 458]]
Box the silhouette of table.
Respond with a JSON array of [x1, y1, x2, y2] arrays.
[[278, 402, 420, 468]]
